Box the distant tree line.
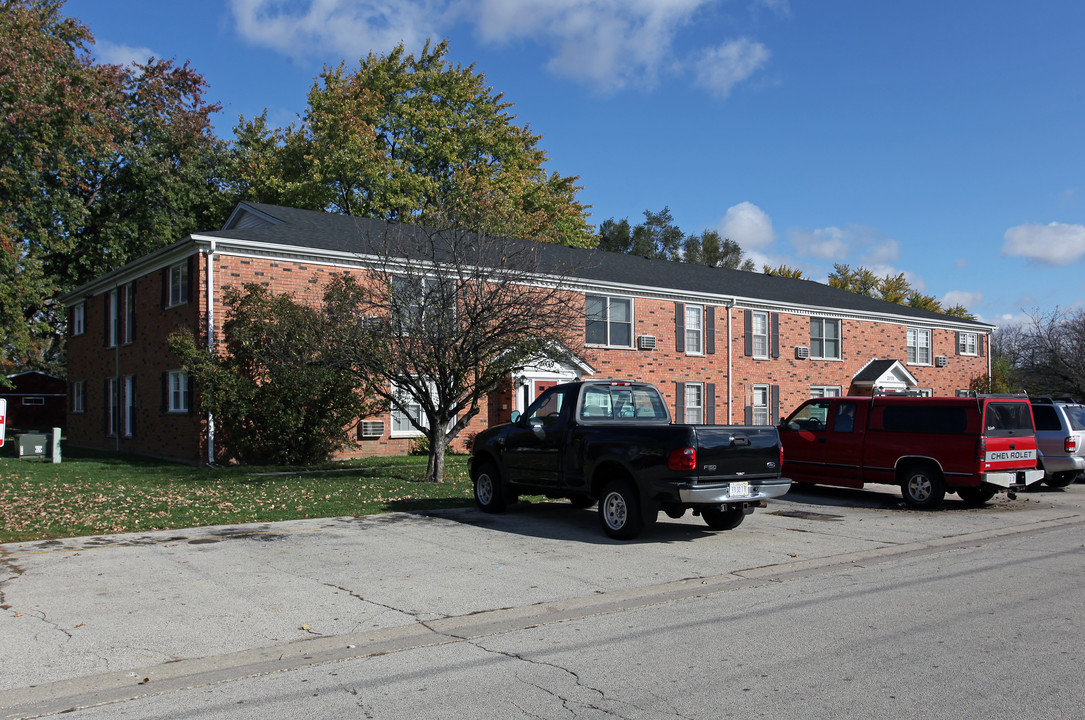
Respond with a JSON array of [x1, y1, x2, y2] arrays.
[[977, 308, 1085, 399]]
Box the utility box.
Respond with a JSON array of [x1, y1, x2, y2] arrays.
[[18, 433, 48, 459]]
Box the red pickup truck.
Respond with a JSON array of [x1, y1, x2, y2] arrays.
[[779, 394, 1044, 507]]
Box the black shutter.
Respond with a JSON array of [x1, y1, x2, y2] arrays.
[[675, 302, 685, 353], [128, 282, 136, 342], [161, 372, 169, 414], [771, 313, 780, 358], [104, 379, 110, 434], [675, 382, 685, 423], [161, 268, 169, 309], [103, 294, 110, 346], [706, 307, 715, 354], [706, 383, 716, 424], [744, 309, 753, 356], [979, 334, 986, 356], [955, 332, 961, 355], [185, 256, 195, 304], [744, 403, 753, 425], [771, 385, 780, 424]]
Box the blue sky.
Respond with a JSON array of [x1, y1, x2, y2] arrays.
[[65, 0, 1085, 327]]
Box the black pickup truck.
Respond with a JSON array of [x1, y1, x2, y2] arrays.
[[470, 379, 791, 539]]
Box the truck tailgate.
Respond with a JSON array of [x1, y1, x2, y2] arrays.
[[692, 426, 782, 482]]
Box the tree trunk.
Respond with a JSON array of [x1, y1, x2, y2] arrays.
[[425, 424, 449, 482]]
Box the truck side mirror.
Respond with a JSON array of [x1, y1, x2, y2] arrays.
[[510, 410, 521, 424]]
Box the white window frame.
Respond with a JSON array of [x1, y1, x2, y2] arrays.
[[22, 397, 45, 406], [106, 289, 119, 348], [810, 318, 841, 360], [585, 295, 634, 348], [907, 327, 932, 365], [751, 311, 769, 359], [72, 302, 85, 336], [685, 304, 704, 355], [168, 261, 189, 308], [958, 331, 977, 356], [390, 380, 428, 438], [168, 370, 190, 413], [684, 382, 704, 424], [71, 380, 85, 414], [810, 386, 842, 398], [914, 388, 934, 397], [752, 384, 771, 425]]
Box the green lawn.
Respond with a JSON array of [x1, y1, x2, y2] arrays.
[[0, 448, 475, 543]]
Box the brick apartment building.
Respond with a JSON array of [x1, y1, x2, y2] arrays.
[[59, 202, 994, 464]]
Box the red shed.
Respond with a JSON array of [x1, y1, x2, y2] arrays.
[[1, 371, 67, 431]]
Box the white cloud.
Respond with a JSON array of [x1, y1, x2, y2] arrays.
[[718, 201, 775, 250], [1002, 222, 1085, 265], [229, 0, 775, 95], [692, 38, 770, 98], [93, 40, 156, 67], [230, 0, 444, 61], [941, 290, 983, 310], [791, 226, 847, 260]]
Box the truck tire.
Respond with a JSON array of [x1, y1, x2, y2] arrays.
[[702, 505, 745, 530], [1045, 472, 1076, 488], [957, 485, 997, 506], [599, 479, 644, 540], [473, 463, 506, 513], [901, 464, 945, 508]]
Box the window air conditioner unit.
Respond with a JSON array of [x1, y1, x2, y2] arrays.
[[795, 346, 810, 359], [360, 420, 384, 438], [638, 334, 657, 350], [935, 356, 948, 367]]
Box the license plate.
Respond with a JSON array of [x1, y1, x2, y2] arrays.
[[729, 481, 751, 498]]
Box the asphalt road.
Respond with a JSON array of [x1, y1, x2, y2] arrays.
[[2, 482, 1083, 719]]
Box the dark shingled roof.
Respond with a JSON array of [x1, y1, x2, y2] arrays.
[[199, 202, 988, 329], [852, 359, 902, 382]]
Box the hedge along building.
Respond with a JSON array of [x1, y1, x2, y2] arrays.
[[60, 202, 995, 465]]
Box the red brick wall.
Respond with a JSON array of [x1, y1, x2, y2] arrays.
[[65, 255, 206, 463], [65, 249, 991, 463]]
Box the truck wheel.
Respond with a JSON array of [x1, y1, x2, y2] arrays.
[[473, 463, 506, 513], [957, 486, 997, 506], [702, 505, 745, 531], [599, 479, 644, 540], [901, 465, 945, 508], [1045, 472, 1076, 488]]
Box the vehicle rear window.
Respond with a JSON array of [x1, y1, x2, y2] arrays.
[[984, 402, 1035, 436], [877, 405, 969, 434], [1064, 406, 1085, 431], [579, 386, 668, 421]]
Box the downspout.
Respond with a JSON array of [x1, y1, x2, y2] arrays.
[[114, 283, 120, 453], [206, 240, 216, 464], [726, 300, 734, 424]]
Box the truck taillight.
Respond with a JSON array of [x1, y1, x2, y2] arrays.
[[668, 447, 697, 472], [976, 437, 986, 463], [1066, 436, 1078, 453]]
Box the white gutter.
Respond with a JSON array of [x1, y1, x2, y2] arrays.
[[206, 240, 216, 464], [726, 301, 734, 424]]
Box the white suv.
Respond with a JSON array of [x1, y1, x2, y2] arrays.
[[1030, 398, 1085, 488]]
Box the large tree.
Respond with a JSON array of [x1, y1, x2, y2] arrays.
[[0, 0, 229, 374], [319, 223, 585, 482], [229, 40, 594, 248], [169, 284, 383, 465], [598, 208, 754, 269]]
